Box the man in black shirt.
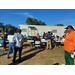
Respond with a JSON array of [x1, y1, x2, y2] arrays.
[[43, 32, 46, 39]]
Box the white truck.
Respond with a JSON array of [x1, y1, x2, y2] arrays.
[[19, 25, 38, 39], [19, 25, 75, 39]]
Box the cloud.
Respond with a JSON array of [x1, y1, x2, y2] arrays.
[[12, 12, 37, 18]]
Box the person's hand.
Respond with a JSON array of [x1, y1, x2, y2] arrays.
[[64, 33, 67, 35], [70, 50, 74, 55]]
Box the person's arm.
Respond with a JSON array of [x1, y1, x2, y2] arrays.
[[64, 30, 68, 38], [70, 33, 75, 54], [13, 35, 16, 45], [7, 36, 9, 41], [64, 33, 67, 38], [72, 33, 75, 51], [21, 35, 24, 46]]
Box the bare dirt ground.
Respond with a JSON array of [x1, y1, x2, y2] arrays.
[[0, 42, 66, 65]]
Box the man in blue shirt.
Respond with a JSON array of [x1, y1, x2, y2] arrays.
[[46, 31, 52, 50]]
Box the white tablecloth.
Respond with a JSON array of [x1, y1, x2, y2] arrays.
[[54, 40, 64, 43], [27, 40, 34, 42], [27, 40, 47, 42], [27, 39, 64, 43]]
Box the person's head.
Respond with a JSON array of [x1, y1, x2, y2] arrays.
[[65, 25, 74, 33], [18, 29, 21, 33], [48, 31, 50, 34], [50, 31, 52, 34], [8, 29, 14, 35], [43, 32, 45, 34], [46, 33, 47, 35], [37, 33, 39, 35], [32, 36, 34, 38], [35, 36, 37, 38]]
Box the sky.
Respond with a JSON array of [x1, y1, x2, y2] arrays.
[[0, 9, 75, 28]]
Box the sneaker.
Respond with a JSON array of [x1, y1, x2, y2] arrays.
[[7, 56, 10, 59], [12, 60, 16, 63], [18, 59, 21, 63], [62, 64, 65, 65]]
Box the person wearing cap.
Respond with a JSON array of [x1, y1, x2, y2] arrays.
[[64, 25, 75, 65]]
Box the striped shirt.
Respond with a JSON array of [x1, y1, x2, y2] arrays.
[[14, 33, 24, 48]]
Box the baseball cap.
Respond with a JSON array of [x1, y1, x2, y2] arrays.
[[65, 25, 74, 30]]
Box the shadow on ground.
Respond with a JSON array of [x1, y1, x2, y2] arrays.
[[53, 63, 59, 65], [9, 48, 45, 65]]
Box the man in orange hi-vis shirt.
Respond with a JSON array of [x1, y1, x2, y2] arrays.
[[64, 25, 75, 65]]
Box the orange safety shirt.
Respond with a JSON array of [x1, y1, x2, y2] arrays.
[[37, 34, 40, 39], [64, 30, 75, 53]]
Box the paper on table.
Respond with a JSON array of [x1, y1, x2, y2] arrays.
[[71, 52, 75, 58]]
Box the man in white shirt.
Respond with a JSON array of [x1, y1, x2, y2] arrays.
[[13, 29, 24, 63]]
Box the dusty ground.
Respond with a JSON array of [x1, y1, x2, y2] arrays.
[[0, 42, 66, 65]]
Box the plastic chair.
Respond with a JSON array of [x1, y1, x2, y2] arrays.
[[35, 41, 41, 47]]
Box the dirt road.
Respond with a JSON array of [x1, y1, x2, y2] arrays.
[[0, 42, 65, 65]]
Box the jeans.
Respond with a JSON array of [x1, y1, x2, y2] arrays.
[[7, 42, 15, 57]]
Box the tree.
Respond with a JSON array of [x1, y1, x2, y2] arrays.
[[25, 18, 46, 25], [4, 24, 18, 33], [0, 22, 18, 33], [0, 22, 5, 29], [54, 24, 64, 26]]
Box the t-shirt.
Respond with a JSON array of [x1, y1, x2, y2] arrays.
[[8, 35, 14, 42], [47, 34, 52, 40], [37, 34, 40, 39], [24, 36, 27, 39]]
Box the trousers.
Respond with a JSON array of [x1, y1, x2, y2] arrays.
[[13, 47, 22, 62], [65, 50, 74, 65], [47, 39, 51, 49]]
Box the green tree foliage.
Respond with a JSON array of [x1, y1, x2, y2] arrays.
[[54, 24, 64, 26], [4, 24, 18, 32], [0, 23, 5, 29], [25, 18, 46, 25], [0, 22, 18, 33]]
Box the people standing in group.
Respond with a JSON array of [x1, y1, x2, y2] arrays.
[[7, 29, 15, 59], [13, 29, 24, 63], [64, 25, 75, 65]]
